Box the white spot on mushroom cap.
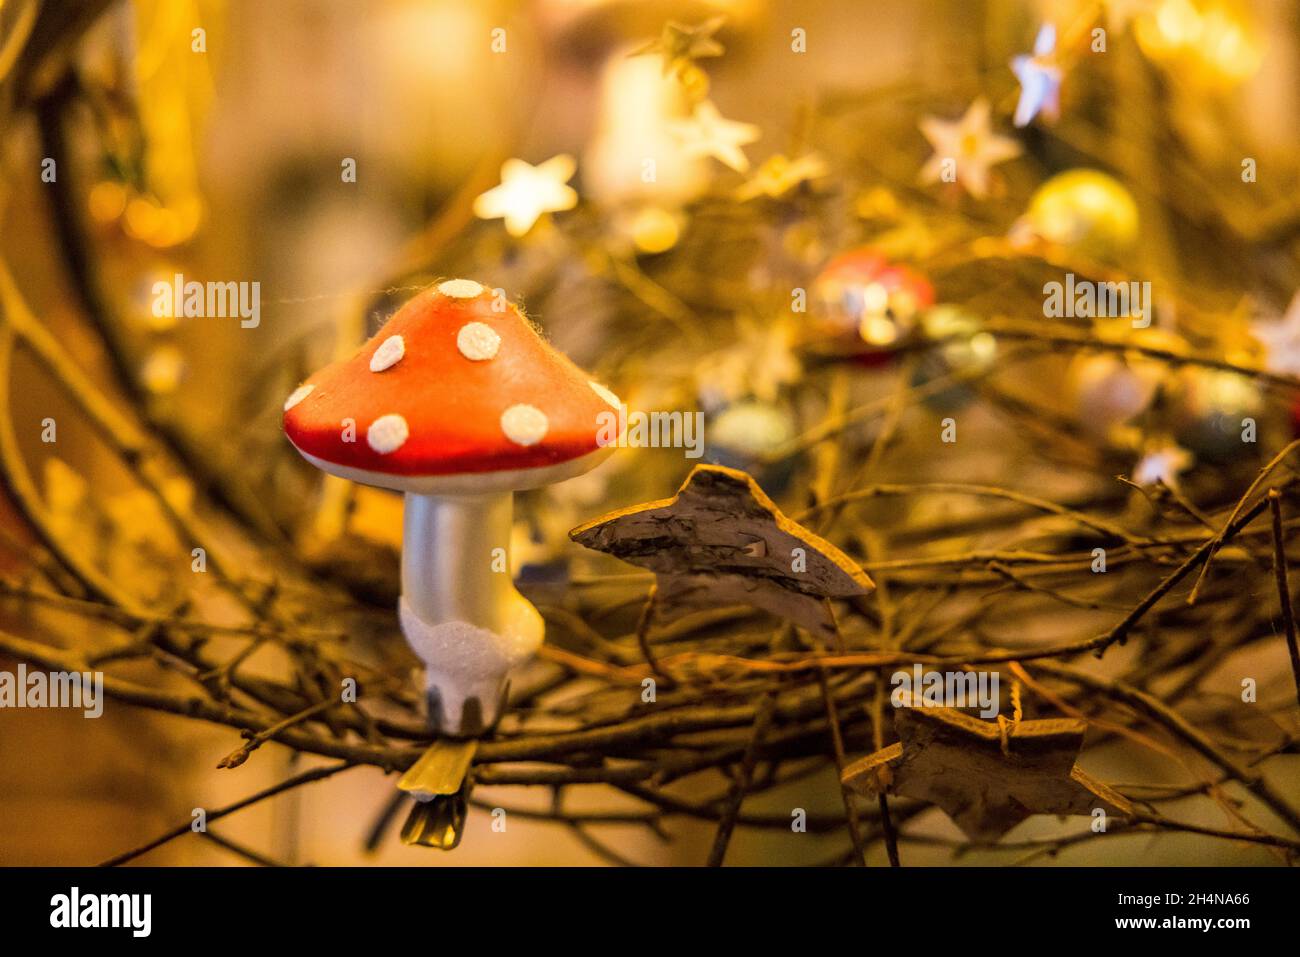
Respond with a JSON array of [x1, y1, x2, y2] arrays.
[[457, 322, 500, 361], [370, 335, 405, 372], [367, 413, 409, 454], [588, 380, 621, 409], [501, 404, 548, 447], [284, 383, 314, 411], [438, 279, 485, 299]]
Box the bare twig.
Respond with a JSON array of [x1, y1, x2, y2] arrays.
[[100, 762, 356, 867], [1268, 491, 1300, 711]]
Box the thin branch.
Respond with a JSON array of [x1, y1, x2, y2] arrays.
[[707, 691, 776, 866], [1268, 491, 1300, 711], [100, 762, 356, 866]]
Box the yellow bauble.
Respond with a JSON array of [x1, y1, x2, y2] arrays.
[[1027, 170, 1139, 258], [629, 206, 681, 254], [676, 63, 711, 101]]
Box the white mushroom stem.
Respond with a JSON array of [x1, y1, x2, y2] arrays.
[[402, 491, 514, 628], [398, 490, 543, 735]]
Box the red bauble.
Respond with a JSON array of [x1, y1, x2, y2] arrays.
[[811, 247, 935, 363]]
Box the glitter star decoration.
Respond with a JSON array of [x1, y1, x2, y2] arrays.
[[632, 16, 726, 78], [472, 155, 579, 237], [669, 100, 761, 173], [570, 464, 873, 639], [1011, 23, 1062, 127], [1132, 443, 1194, 488], [697, 316, 803, 406], [1251, 291, 1300, 377], [842, 704, 1133, 842], [734, 152, 828, 201], [918, 97, 1022, 199]]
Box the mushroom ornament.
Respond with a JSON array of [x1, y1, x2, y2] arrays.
[[283, 279, 619, 735]]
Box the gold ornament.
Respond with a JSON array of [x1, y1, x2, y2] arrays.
[[628, 205, 682, 254], [1133, 0, 1261, 83], [676, 63, 710, 101], [1023, 170, 1139, 257], [631, 16, 726, 80], [734, 153, 828, 202]]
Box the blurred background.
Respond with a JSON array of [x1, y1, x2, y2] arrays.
[[1, 0, 1299, 866]]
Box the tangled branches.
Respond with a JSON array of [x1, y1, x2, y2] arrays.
[[3, 238, 1300, 864], [2, 3, 1299, 867]]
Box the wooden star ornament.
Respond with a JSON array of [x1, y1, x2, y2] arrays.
[[570, 464, 873, 639], [841, 704, 1133, 842]]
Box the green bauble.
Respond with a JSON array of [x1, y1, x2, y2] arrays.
[[1169, 368, 1263, 464], [706, 400, 799, 494], [911, 306, 998, 412]]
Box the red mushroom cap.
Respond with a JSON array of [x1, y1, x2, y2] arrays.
[[283, 280, 620, 493]]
